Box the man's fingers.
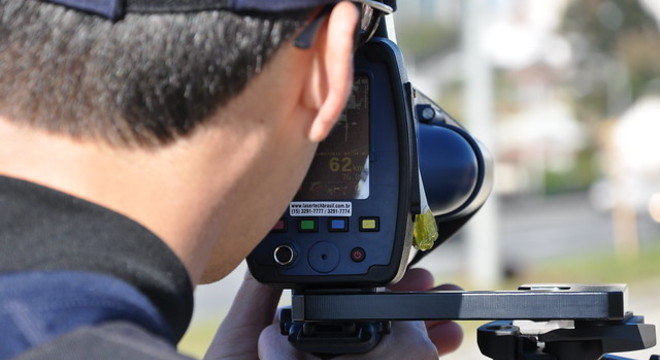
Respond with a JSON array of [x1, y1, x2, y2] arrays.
[[259, 324, 318, 360], [422, 283, 463, 328], [256, 270, 463, 359], [204, 271, 282, 359], [425, 319, 451, 329], [258, 324, 297, 360], [423, 283, 464, 355], [387, 270, 465, 355], [427, 321, 463, 356], [387, 268, 434, 291], [339, 321, 438, 360], [433, 283, 463, 291], [261, 318, 460, 359], [221, 271, 283, 330]]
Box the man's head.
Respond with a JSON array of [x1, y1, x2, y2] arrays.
[[0, 0, 312, 146], [0, 0, 361, 284]]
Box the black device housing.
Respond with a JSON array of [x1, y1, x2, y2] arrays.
[[247, 38, 420, 288], [247, 38, 493, 288]]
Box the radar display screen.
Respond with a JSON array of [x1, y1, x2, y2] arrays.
[[295, 76, 370, 201]]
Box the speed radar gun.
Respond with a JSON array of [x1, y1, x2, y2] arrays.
[[247, 2, 657, 358]]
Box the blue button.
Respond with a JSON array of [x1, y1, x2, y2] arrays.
[[328, 218, 348, 232]]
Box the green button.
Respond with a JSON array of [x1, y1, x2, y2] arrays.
[[299, 219, 317, 232]]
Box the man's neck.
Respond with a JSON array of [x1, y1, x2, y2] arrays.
[[0, 117, 263, 285]]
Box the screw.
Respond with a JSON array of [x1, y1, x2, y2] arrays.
[[421, 106, 435, 122]]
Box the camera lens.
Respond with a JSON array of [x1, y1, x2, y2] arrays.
[[274, 245, 295, 266]]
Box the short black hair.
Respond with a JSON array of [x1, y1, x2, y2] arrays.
[[0, 1, 310, 146]]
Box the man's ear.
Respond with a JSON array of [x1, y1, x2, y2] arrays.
[[302, 1, 360, 143]]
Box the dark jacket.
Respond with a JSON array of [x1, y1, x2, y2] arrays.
[[0, 176, 195, 359]]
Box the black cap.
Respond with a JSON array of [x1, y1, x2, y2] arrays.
[[40, 0, 344, 20]]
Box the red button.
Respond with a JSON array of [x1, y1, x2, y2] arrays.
[[351, 247, 366, 262], [271, 219, 287, 232]]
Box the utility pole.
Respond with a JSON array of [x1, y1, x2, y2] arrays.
[[462, 0, 502, 288]]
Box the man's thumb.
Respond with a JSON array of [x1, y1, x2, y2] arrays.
[[204, 271, 282, 360], [223, 271, 282, 330]]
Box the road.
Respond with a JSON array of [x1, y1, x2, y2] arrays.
[[416, 192, 659, 278]]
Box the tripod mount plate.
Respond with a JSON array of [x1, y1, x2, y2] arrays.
[[292, 284, 627, 322], [282, 284, 657, 359]]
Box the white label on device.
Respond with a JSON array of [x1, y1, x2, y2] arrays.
[[289, 202, 352, 217]]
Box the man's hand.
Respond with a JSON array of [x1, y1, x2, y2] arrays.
[[204, 269, 462, 360], [385, 268, 464, 357], [204, 271, 283, 360]]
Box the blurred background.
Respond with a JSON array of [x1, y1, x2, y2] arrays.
[[179, 0, 660, 358]]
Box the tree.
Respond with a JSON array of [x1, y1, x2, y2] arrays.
[[561, 0, 660, 121]]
